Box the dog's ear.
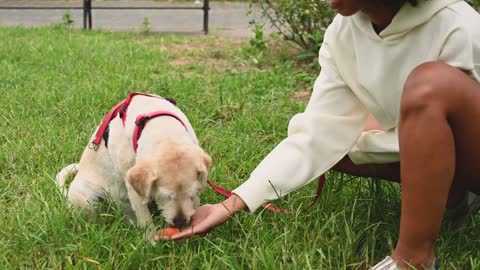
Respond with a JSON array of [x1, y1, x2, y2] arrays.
[[127, 162, 157, 203], [197, 149, 212, 192]]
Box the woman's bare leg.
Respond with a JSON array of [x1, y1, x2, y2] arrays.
[[331, 156, 466, 207], [392, 62, 480, 268]]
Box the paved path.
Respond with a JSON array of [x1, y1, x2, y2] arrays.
[[0, 0, 273, 38]]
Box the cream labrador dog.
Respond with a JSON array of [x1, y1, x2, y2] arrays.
[[56, 93, 211, 244]]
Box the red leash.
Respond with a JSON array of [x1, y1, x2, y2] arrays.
[[207, 174, 326, 214]]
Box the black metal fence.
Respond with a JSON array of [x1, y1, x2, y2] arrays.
[[0, 0, 210, 33]]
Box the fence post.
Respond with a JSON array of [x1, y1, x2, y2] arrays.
[[83, 0, 92, 29], [203, 0, 209, 34]]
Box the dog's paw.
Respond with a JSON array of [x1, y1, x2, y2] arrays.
[[150, 237, 157, 246], [145, 227, 158, 246], [145, 232, 157, 246]]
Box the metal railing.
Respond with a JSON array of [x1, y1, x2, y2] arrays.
[[0, 0, 210, 33]]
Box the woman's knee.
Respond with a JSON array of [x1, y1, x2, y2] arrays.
[[400, 62, 456, 119]]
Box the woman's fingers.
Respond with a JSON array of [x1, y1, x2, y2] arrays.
[[157, 205, 215, 241], [189, 204, 213, 225], [155, 195, 246, 243], [170, 225, 209, 241], [156, 202, 234, 242]]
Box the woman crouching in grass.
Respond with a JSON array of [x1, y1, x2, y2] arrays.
[[164, 0, 480, 268]]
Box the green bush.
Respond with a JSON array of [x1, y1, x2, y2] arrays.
[[250, 0, 335, 55]]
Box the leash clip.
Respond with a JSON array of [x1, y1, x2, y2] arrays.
[[88, 142, 100, 151]]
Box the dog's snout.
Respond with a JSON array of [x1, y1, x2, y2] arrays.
[[173, 216, 187, 227]]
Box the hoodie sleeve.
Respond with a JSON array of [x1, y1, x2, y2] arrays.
[[439, 26, 480, 81], [232, 37, 369, 213]]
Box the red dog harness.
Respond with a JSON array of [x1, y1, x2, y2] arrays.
[[90, 92, 187, 152], [132, 111, 187, 152]]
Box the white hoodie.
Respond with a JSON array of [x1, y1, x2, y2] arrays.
[[234, 0, 480, 212]]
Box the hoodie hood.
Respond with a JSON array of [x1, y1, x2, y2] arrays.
[[352, 0, 462, 40]]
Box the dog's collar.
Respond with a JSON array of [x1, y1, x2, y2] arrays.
[[90, 92, 183, 152]]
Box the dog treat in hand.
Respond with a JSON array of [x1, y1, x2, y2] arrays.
[[154, 227, 181, 240]]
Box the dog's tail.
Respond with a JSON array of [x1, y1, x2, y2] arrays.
[[56, 164, 79, 195]]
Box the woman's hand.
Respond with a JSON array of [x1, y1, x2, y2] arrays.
[[158, 194, 247, 241]]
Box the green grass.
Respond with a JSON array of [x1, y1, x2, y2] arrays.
[[0, 26, 479, 269]]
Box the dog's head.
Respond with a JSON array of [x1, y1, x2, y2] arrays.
[[127, 143, 211, 227]]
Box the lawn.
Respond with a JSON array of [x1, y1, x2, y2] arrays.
[[0, 26, 479, 269]]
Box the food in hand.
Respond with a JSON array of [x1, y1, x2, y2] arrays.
[[154, 227, 181, 240]]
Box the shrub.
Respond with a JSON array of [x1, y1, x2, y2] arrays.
[[61, 10, 74, 29], [249, 0, 335, 55]]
